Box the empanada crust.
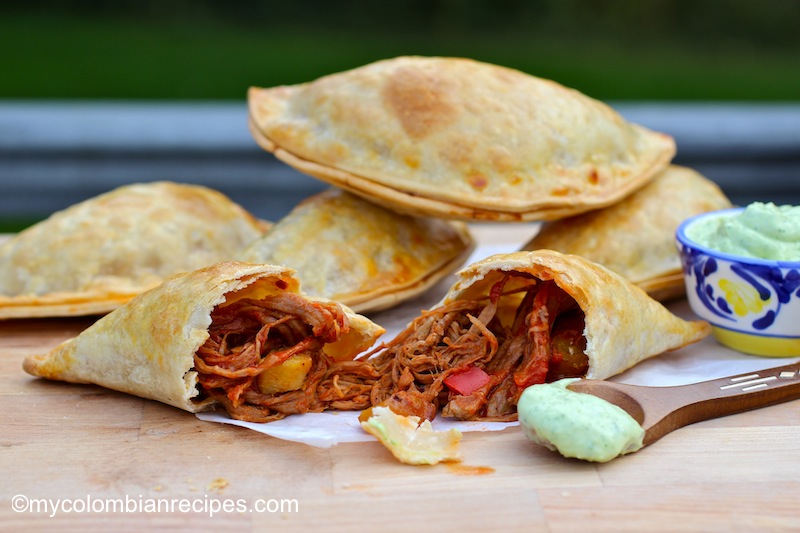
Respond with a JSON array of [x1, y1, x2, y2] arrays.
[[443, 250, 710, 380], [249, 56, 675, 221], [238, 188, 474, 312], [22, 262, 385, 412], [0, 182, 270, 318], [523, 166, 732, 300]]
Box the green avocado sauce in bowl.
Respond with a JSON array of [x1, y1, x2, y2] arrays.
[[685, 202, 800, 261], [677, 202, 800, 357]]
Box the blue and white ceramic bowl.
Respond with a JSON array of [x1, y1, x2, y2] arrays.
[[676, 208, 800, 357]]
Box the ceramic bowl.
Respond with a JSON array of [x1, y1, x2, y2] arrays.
[[676, 208, 800, 357]]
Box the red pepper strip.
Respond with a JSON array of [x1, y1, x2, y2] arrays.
[[489, 274, 509, 304], [444, 366, 492, 396]]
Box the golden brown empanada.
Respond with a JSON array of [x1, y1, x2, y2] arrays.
[[23, 261, 385, 421], [0, 182, 270, 319], [248, 56, 675, 222], [522, 165, 732, 300], [367, 250, 710, 421], [238, 188, 475, 312]]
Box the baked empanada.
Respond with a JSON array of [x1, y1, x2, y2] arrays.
[[0, 182, 269, 319], [366, 250, 710, 421], [238, 188, 475, 312], [522, 165, 732, 300], [23, 262, 385, 421], [248, 56, 675, 222]]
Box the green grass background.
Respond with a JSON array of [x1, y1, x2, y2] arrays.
[[3, 1, 800, 102], [2, 1, 798, 231]]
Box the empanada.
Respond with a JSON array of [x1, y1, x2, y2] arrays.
[[366, 250, 710, 421], [0, 182, 270, 319], [23, 262, 385, 422], [522, 165, 732, 300], [248, 56, 675, 221], [238, 188, 475, 312]]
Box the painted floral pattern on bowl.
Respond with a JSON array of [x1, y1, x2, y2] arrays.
[[679, 244, 800, 334]]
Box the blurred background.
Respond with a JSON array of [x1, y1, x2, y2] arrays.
[[1, 0, 799, 230]]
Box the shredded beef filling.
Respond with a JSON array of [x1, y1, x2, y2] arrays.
[[367, 274, 589, 422], [194, 293, 379, 423]]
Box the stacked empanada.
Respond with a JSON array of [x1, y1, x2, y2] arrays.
[[0, 182, 269, 319], [238, 188, 474, 313], [249, 56, 676, 222], [522, 165, 732, 300]]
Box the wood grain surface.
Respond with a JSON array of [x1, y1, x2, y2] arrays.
[[2, 227, 800, 531]]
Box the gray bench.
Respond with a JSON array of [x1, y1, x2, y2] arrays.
[[1, 101, 798, 222]]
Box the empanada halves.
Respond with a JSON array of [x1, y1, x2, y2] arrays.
[[23, 262, 385, 422], [367, 250, 710, 421]]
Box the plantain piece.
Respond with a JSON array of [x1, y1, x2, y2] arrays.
[[256, 353, 313, 395]]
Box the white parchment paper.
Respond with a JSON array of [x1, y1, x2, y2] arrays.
[[197, 227, 799, 447]]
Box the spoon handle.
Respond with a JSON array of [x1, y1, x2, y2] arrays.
[[640, 360, 800, 445]]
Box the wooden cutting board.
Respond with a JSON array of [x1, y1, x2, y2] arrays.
[[2, 227, 800, 530]]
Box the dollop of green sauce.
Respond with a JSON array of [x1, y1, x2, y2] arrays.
[[686, 202, 800, 261], [518, 378, 644, 463]]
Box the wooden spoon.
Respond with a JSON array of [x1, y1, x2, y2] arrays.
[[568, 361, 800, 447]]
